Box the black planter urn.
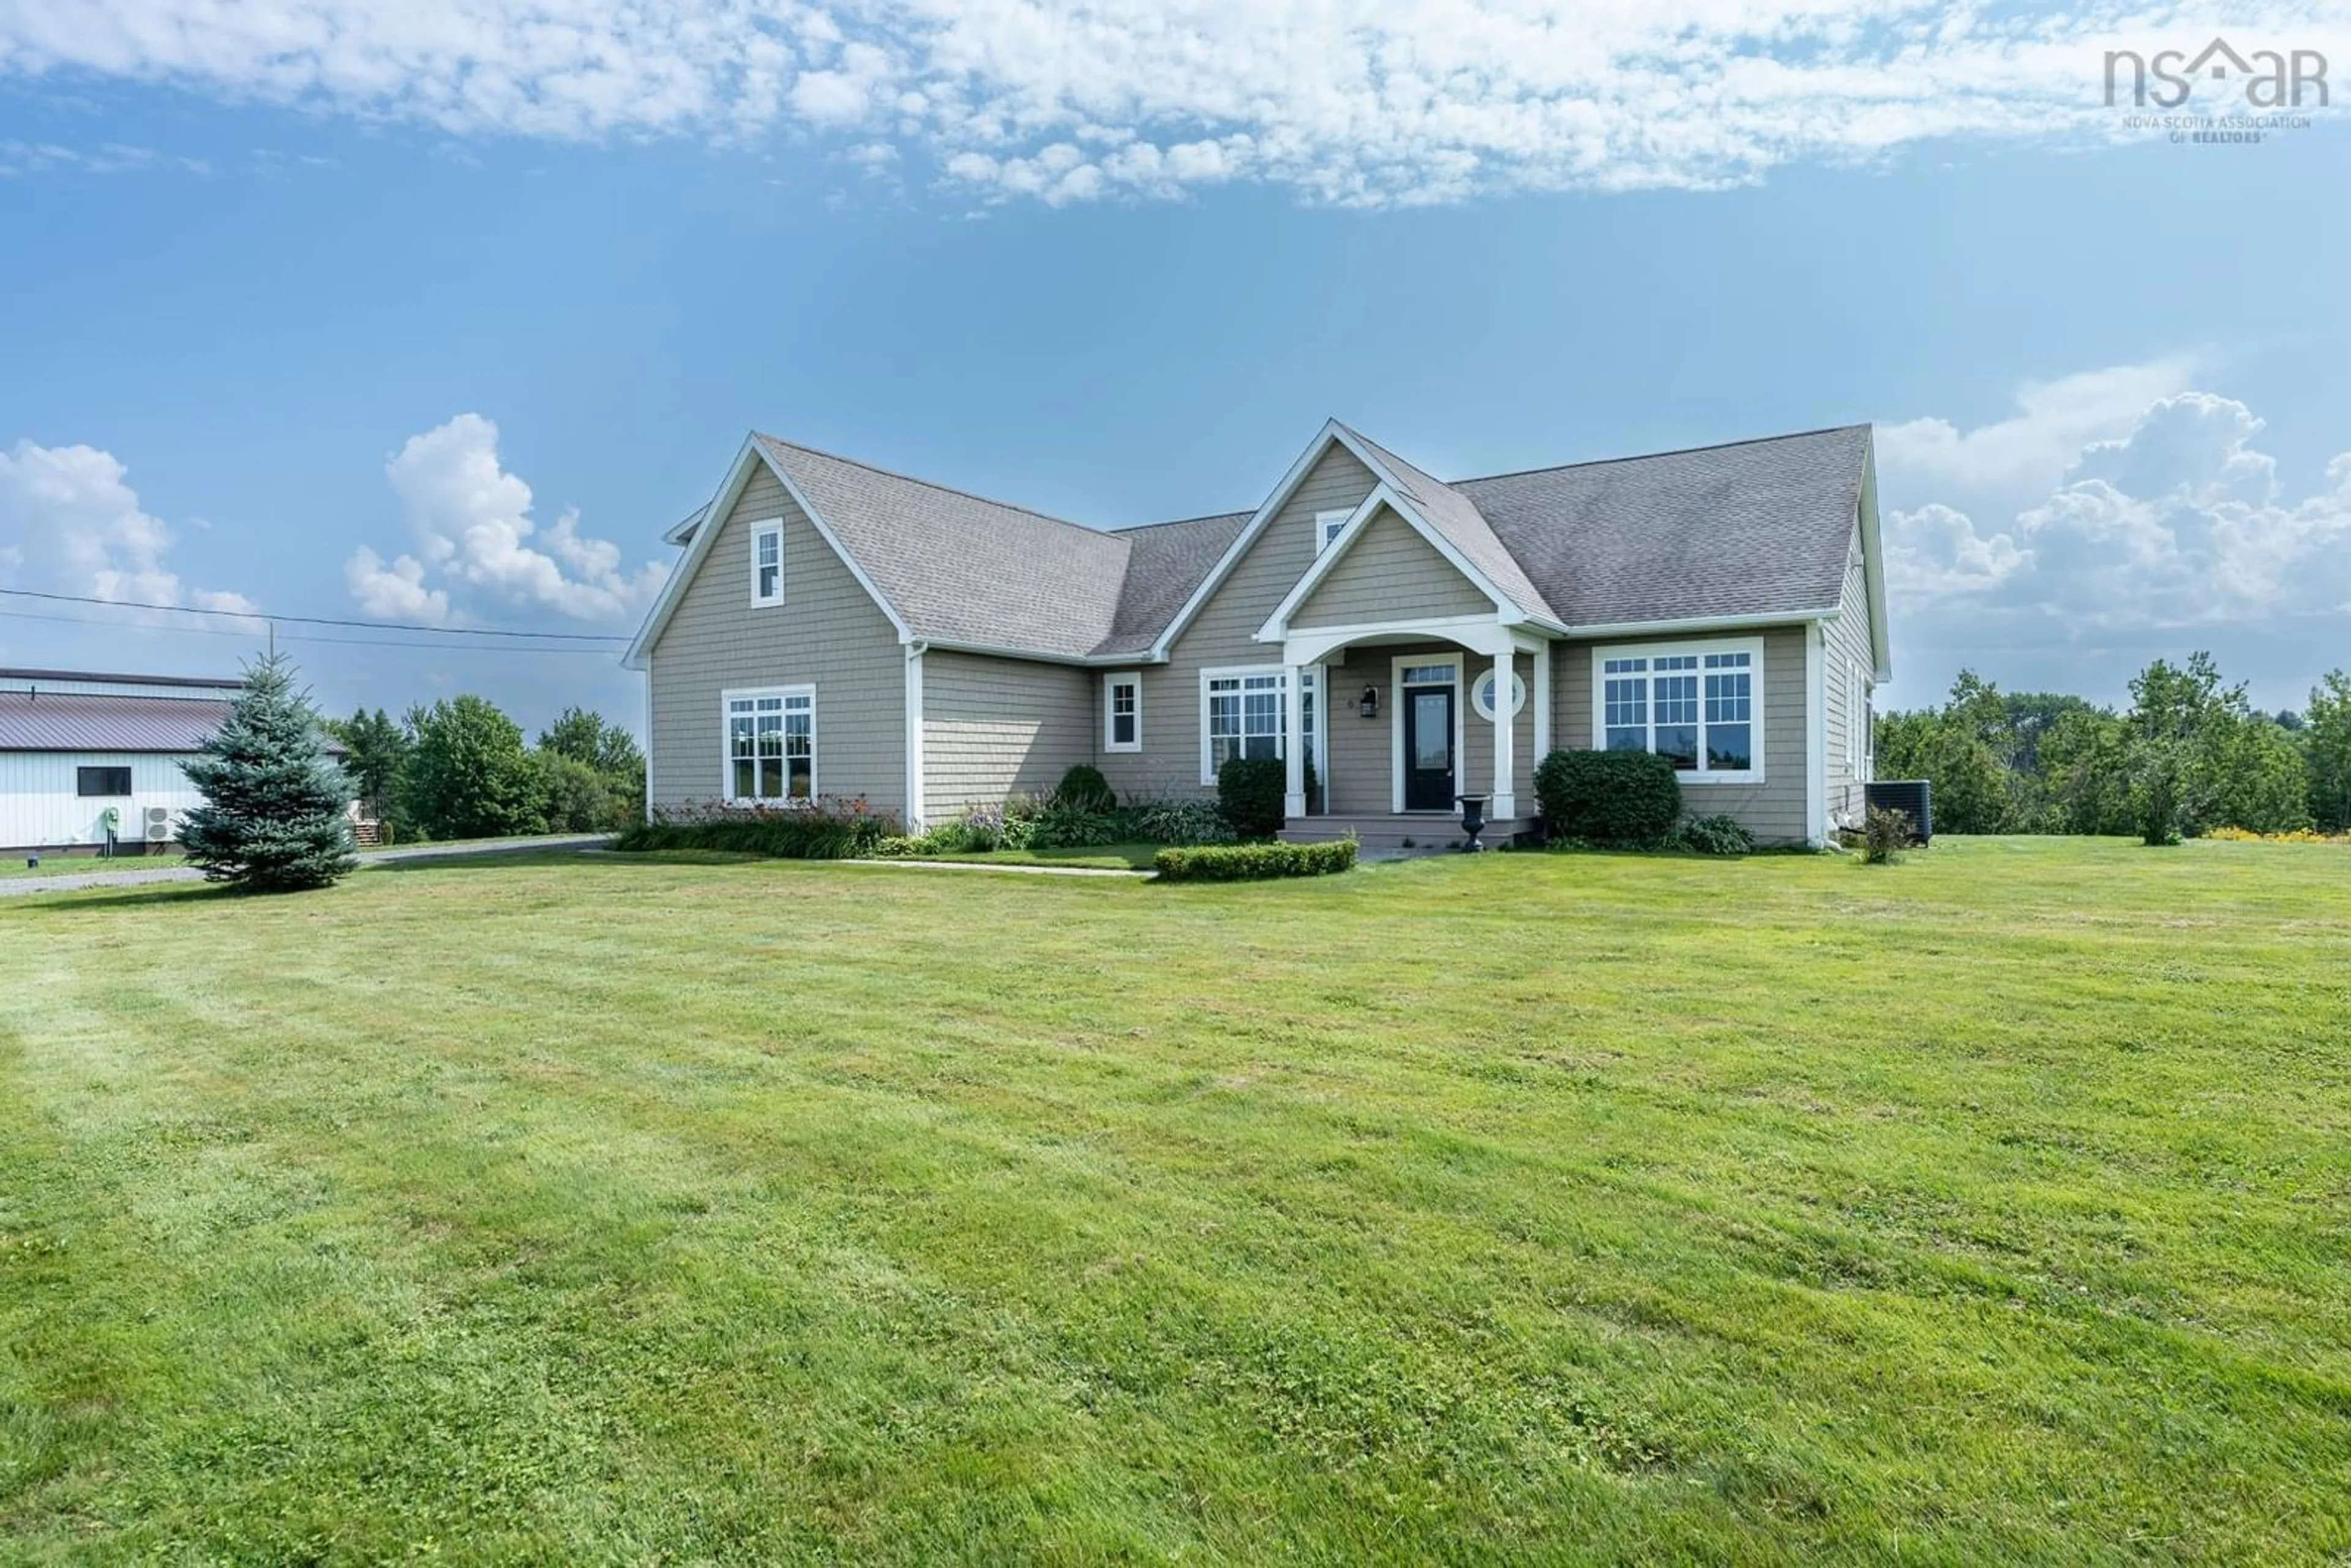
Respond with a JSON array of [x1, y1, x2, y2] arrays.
[[1455, 793, 1490, 852]]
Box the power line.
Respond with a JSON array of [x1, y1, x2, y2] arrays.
[[0, 585, 632, 642], [0, 604, 624, 655]]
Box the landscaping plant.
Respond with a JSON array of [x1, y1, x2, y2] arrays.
[[1533, 749, 1682, 848], [1153, 838, 1356, 880], [1215, 756, 1288, 841], [1861, 803, 1913, 864], [177, 652, 358, 892], [1052, 764, 1117, 814]]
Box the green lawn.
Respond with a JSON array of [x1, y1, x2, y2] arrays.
[[896, 839, 1161, 870], [0, 852, 186, 879], [2, 839, 2347, 1563]]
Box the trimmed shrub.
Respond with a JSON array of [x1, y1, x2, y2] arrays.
[[1054, 764, 1116, 814], [1861, 804, 1912, 865], [1131, 798, 1237, 846], [1217, 756, 1288, 841], [1533, 749, 1682, 848], [1676, 812, 1755, 856], [613, 797, 898, 858], [1154, 838, 1357, 881]]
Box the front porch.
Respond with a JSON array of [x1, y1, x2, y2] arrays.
[[1264, 615, 1551, 849]]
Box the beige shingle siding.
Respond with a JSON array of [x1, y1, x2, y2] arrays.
[[1823, 522, 1874, 823], [1147, 443, 1378, 792], [1292, 506, 1495, 629], [1551, 626, 1811, 845], [922, 650, 1093, 819], [645, 468, 907, 816]]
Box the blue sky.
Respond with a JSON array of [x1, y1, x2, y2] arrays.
[[1, 4, 2347, 732]]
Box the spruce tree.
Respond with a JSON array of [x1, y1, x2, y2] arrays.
[[179, 653, 359, 891]]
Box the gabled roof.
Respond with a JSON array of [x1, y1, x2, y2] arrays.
[[1096, 511, 1250, 657], [1340, 427, 1562, 625], [1452, 424, 1872, 630], [756, 437, 1134, 659], [630, 419, 1880, 670]]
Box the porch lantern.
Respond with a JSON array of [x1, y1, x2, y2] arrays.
[[1358, 685, 1379, 720]]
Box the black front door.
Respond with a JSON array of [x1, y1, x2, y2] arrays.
[[1403, 684, 1455, 811]]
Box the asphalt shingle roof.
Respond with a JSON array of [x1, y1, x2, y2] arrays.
[[730, 422, 1870, 660], [0, 694, 234, 752], [1454, 425, 1871, 628]]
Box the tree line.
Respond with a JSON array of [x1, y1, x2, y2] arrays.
[[328, 696, 646, 842], [1876, 653, 2351, 844]]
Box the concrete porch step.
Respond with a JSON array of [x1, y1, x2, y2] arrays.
[[1280, 814, 1534, 853]]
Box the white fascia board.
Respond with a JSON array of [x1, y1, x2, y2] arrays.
[[1856, 438, 1894, 681], [1150, 418, 1365, 659], [1257, 486, 1524, 641], [1560, 609, 1835, 642]]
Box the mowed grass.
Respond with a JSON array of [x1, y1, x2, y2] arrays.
[[1, 839, 2347, 1564]]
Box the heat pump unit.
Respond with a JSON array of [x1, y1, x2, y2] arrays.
[[1863, 780, 1932, 844], [146, 806, 172, 842]]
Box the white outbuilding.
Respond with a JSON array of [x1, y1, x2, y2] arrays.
[[0, 667, 245, 857]]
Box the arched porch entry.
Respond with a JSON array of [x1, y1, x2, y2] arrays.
[[1274, 617, 1551, 844]]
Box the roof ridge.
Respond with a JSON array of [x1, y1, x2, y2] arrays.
[[1108, 509, 1250, 534], [1453, 424, 1870, 486], [757, 433, 1122, 544]]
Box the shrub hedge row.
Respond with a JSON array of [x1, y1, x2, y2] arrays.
[[612, 798, 898, 859], [1153, 838, 1357, 881]]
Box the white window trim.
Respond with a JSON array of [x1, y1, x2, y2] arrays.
[[1314, 508, 1351, 555], [748, 520, 784, 607], [1590, 635, 1766, 784], [720, 683, 816, 805], [1198, 664, 1316, 786], [1471, 666, 1528, 721], [1389, 653, 1466, 812], [1103, 670, 1142, 754]]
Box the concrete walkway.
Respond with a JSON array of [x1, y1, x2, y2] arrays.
[[0, 834, 613, 899]]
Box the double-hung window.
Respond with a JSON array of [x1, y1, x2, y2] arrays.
[[724, 686, 814, 803], [1201, 666, 1318, 783], [1104, 672, 1142, 752], [1594, 638, 1762, 782], [749, 522, 784, 606]]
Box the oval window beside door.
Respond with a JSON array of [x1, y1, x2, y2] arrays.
[[1472, 670, 1526, 721]]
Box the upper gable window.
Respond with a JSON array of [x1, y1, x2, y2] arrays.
[[749, 521, 784, 606], [1314, 508, 1351, 554]]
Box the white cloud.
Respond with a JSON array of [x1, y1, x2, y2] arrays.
[[1883, 389, 2351, 631], [0, 438, 258, 615], [345, 413, 667, 625], [2, 3, 2342, 206], [1878, 357, 2203, 513]]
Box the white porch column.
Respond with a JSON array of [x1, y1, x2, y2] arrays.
[[1283, 664, 1308, 818], [1490, 653, 1517, 820], [1532, 642, 1552, 761]]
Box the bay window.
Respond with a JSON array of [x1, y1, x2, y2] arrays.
[[1594, 638, 1762, 782]]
